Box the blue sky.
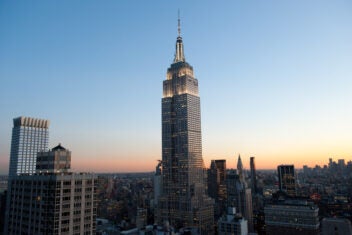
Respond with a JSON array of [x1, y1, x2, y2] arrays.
[[1, 1, 352, 173]]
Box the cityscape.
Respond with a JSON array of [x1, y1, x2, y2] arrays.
[[1, 1, 352, 235]]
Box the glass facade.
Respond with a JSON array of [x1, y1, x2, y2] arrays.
[[8, 117, 49, 178], [157, 23, 214, 234]]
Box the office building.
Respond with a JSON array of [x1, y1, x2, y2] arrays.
[[156, 17, 214, 234], [277, 164, 296, 197], [8, 116, 50, 178], [208, 160, 227, 218], [5, 144, 97, 235], [264, 200, 319, 235], [218, 207, 248, 235]]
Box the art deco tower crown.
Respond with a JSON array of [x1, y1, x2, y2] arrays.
[[174, 14, 185, 63], [156, 15, 214, 234]]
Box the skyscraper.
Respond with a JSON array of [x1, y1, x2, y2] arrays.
[[8, 116, 50, 178], [226, 156, 253, 232], [237, 155, 244, 182], [249, 157, 257, 195], [5, 144, 97, 235], [277, 165, 296, 197], [208, 160, 227, 218], [156, 17, 214, 234]]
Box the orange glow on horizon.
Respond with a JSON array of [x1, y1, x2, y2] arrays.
[[68, 151, 352, 173]]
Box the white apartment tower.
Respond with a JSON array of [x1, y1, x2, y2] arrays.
[[8, 116, 49, 178]]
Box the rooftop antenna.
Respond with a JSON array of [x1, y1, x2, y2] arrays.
[[178, 9, 181, 37]]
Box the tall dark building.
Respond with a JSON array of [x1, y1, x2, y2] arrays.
[[156, 17, 214, 234], [208, 160, 227, 218], [4, 144, 97, 235], [237, 155, 244, 182], [277, 165, 296, 197], [249, 157, 257, 195]]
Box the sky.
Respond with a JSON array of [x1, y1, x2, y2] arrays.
[[0, 1, 352, 174]]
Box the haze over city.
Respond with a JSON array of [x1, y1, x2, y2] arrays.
[[0, 1, 351, 174]]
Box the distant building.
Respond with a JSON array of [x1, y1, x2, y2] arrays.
[[338, 159, 345, 174], [265, 199, 319, 235], [227, 156, 253, 232], [237, 155, 245, 182], [250, 157, 257, 195], [8, 116, 50, 178], [322, 217, 352, 235], [218, 207, 248, 235], [208, 159, 227, 218], [153, 161, 162, 207], [277, 165, 296, 196], [4, 144, 97, 235]]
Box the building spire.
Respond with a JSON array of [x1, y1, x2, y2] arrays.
[[178, 9, 181, 37], [237, 154, 245, 182], [174, 10, 185, 63]]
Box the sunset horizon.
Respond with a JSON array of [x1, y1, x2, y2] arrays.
[[1, 1, 351, 175]]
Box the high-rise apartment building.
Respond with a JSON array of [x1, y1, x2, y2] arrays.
[[8, 116, 49, 178], [156, 17, 214, 234], [277, 165, 296, 197], [4, 144, 97, 235], [208, 160, 227, 218]]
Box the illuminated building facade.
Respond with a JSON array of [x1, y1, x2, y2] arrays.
[[8, 116, 50, 178], [156, 17, 214, 234]]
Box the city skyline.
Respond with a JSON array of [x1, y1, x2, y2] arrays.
[[1, 1, 352, 174]]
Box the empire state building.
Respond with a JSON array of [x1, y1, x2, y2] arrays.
[[156, 18, 214, 234]]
